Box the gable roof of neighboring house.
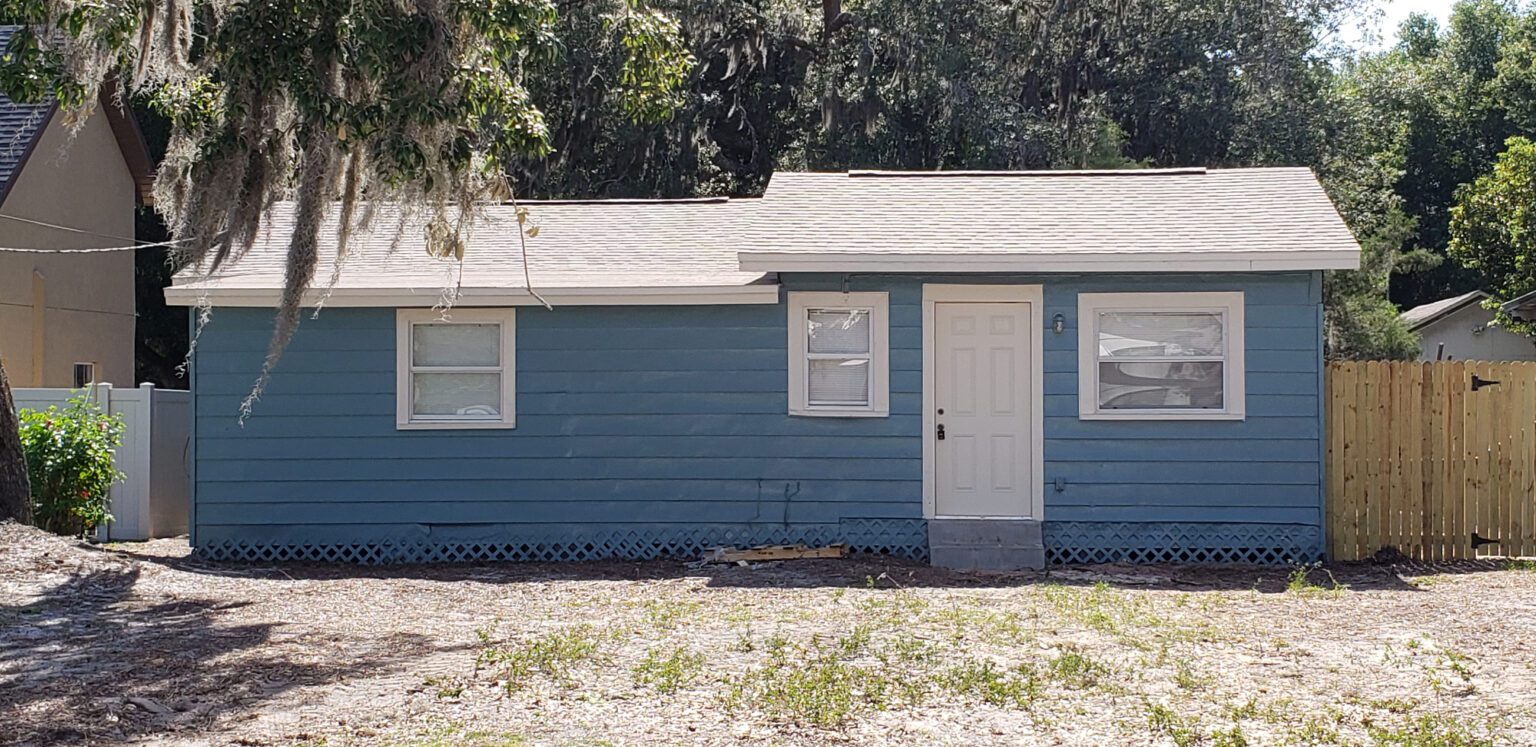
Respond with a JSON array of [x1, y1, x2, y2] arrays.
[[0, 25, 154, 207], [164, 198, 779, 307], [738, 168, 1361, 272], [1501, 289, 1536, 322], [1399, 290, 1490, 332], [166, 167, 1361, 307]]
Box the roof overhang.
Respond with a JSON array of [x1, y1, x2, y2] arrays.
[[736, 250, 1361, 273], [1501, 289, 1536, 323], [98, 81, 155, 206], [164, 283, 782, 307]]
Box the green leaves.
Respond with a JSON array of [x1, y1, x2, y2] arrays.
[[611, 0, 694, 124], [1449, 136, 1536, 320], [16, 393, 125, 538]]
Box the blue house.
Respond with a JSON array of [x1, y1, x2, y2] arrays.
[[166, 168, 1358, 569]]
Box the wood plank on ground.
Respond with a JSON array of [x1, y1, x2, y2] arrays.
[[704, 544, 849, 563]]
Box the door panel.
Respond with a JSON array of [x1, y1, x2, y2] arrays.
[[935, 302, 1034, 517]]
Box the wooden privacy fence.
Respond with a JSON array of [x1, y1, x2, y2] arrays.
[[1327, 361, 1536, 561]]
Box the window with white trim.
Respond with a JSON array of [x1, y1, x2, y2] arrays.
[[788, 292, 890, 417], [1077, 292, 1245, 420], [396, 308, 516, 429]]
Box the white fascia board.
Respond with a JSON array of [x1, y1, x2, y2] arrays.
[[164, 283, 783, 307], [737, 251, 1361, 273]]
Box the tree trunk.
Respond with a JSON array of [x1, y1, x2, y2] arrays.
[[0, 355, 32, 524]]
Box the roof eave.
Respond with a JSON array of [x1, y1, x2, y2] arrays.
[[98, 81, 155, 206], [1402, 291, 1491, 332], [736, 250, 1362, 273], [164, 283, 782, 308], [0, 101, 56, 209]]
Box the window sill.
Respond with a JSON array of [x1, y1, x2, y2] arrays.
[[396, 420, 518, 431], [1078, 411, 1245, 422], [790, 408, 890, 418]]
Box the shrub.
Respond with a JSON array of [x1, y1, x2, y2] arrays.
[[17, 392, 125, 536]]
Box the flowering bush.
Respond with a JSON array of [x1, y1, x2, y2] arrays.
[[17, 393, 125, 536]]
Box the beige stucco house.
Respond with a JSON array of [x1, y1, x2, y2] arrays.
[[0, 27, 154, 387]]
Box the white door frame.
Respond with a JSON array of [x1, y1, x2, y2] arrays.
[[922, 284, 1046, 520]]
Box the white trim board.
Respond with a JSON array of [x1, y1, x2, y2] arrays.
[[921, 284, 1046, 521], [395, 308, 517, 430], [738, 250, 1360, 273], [786, 291, 891, 418], [165, 284, 782, 308]]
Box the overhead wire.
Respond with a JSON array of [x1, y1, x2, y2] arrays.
[[0, 212, 188, 252]]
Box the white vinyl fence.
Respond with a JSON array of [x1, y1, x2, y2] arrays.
[[13, 383, 191, 541]]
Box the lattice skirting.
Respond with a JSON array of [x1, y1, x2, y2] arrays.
[[193, 519, 929, 564], [194, 520, 1320, 566], [1043, 522, 1323, 565]]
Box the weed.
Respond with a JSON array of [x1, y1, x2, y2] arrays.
[[1286, 715, 1345, 745], [725, 643, 893, 727], [1146, 702, 1203, 747], [732, 628, 756, 653], [838, 624, 873, 656], [1369, 698, 1419, 715], [421, 674, 466, 699], [1047, 647, 1109, 690], [1286, 563, 1348, 596], [403, 723, 528, 747], [930, 602, 1028, 644], [1173, 660, 1212, 691], [643, 598, 703, 630], [633, 646, 706, 694], [763, 633, 790, 656], [477, 624, 606, 691], [1368, 714, 1495, 747], [1505, 558, 1536, 572], [1212, 725, 1250, 747], [941, 658, 1040, 708]]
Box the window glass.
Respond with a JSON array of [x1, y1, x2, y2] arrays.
[[411, 372, 502, 417], [1079, 293, 1243, 419], [788, 292, 888, 417], [1098, 312, 1223, 358], [808, 358, 871, 405], [807, 309, 871, 354], [413, 323, 500, 367], [1098, 361, 1224, 410]]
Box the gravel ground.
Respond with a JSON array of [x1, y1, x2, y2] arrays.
[[2, 521, 1534, 747]]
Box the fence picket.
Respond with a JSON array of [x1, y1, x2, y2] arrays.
[[1325, 360, 1536, 561]]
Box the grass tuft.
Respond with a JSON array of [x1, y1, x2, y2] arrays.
[[1367, 714, 1495, 747], [941, 658, 1040, 708], [477, 624, 607, 691], [633, 646, 706, 694]]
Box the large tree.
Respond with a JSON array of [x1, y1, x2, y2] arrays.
[[1341, 1, 1536, 309], [1448, 135, 1536, 321], [0, 0, 691, 523], [0, 357, 30, 524]]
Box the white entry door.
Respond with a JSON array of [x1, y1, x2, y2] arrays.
[[934, 302, 1035, 518]]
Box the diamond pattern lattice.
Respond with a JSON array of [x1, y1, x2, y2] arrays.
[[1043, 522, 1322, 565], [195, 519, 929, 565]]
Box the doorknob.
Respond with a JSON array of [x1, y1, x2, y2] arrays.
[[936, 424, 946, 440]]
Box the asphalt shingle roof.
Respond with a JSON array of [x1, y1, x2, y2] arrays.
[[0, 26, 56, 204], [170, 167, 1362, 302], [1400, 290, 1489, 331], [740, 168, 1360, 265], [169, 199, 772, 299]]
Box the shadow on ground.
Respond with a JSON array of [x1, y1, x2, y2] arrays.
[[0, 559, 436, 745]]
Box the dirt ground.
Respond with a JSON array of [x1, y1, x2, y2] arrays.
[[2, 523, 1534, 747]]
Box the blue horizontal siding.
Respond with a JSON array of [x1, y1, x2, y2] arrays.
[[195, 478, 916, 503], [190, 271, 1325, 551]]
